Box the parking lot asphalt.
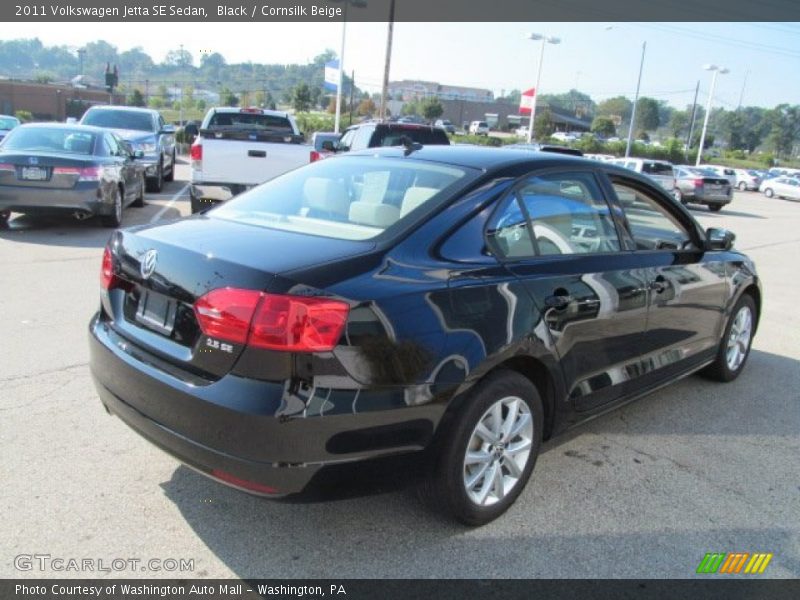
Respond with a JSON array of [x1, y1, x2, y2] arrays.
[[1, 163, 798, 579]]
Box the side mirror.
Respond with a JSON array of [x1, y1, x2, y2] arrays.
[[706, 227, 735, 251], [160, 125, 176, 135], [321, 140, 336, 152]]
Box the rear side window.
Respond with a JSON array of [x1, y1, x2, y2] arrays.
[[207, 112, 293, 132]]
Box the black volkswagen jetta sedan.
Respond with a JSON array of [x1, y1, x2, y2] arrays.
[[89, 146, 761, 525]]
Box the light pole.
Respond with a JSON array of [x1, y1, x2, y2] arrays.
[[605, 27, 646, 157], [328, 0, 367, 133], [179, 44, 184, 127], [379, 0, 395, 120], [526, 33, 560, 144], [695, 64, 729, 166]]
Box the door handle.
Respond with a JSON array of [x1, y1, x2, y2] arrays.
[[650, 276, 668, 294], [248, 150, 267, 158], [544, 292, 572, 309]]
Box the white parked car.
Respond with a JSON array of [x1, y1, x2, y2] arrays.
[[733, 169, 762, 191], [759, 176, 800, 200], [551, 131, 578, 143], [469, 121, 489, 136], [611, 157, 676, 193]]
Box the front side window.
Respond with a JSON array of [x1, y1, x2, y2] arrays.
[[212, 157, 474, 241], [611, 180, 696, 250]]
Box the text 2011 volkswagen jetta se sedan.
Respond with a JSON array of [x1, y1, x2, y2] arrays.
[[89, 146, 760, 525]]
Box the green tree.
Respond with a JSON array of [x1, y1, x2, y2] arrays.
[[669, 111, 689, 138], [148, 96, 164, 109], [591, 116, 616, 137], [634, 97, 660, 131], [195, 99, 207, 111], [164, 47, 192, 68], [357, 98, 376, 117], [292, 83, 312, 113], [129, 89, 146, 107], [533, 110, 555, 140], [597, 96, 632, 123], [220, 87, 239, 106], [401, 100, 420, 116], [421, 98, 444, 121], [768, 104, 800, 158]]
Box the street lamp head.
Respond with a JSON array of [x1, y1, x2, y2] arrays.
[[719, 68, 730, 75], [704, 64, 719, 71], [528, 32, 544, 40], [528, 33, 560, 44], [547, 37, 561, 44]]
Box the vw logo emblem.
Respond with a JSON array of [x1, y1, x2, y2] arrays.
[[28, 157, 38, 165], [140, 249, 158, 280]]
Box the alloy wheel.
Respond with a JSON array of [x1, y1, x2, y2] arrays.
[[463, 396, 533, 507], [726, 305, 753, 372]]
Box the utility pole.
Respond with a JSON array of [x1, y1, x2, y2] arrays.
[[77, 48, 85, 78], [179, 43, 184, 126], [349, 70, 355, 125], [685, 80, 700, 162], [379, 0, 395, 120], [737, 70, 749, 109]]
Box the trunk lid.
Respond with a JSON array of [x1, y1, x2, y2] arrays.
[[105, 216, 372, 379], [0, 153, 97, 189]]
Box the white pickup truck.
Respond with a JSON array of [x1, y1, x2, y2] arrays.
[[189, 107, 313, 213]]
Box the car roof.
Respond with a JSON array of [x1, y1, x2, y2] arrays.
[[84, 105, 158, 115], [15, 122, 107, 134], [210, 107, 291, 118], [345, 144, 606, 171]]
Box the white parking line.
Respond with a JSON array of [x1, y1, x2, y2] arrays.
[[150, 183, 189, 223]]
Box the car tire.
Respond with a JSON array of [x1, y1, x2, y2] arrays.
[[0, 210, 10, 226], [709, 204, 723, 212], [764, 188, 774, 198], [673, 188, 685, 204], [738, 181, 747, 191], [164, 151, 175, 182], [702, 294, 756, 382], [132, 174, 145, 207], [419, 370, 543, 525], [146, 161, 163, 193], [101, 187, 123, 228]]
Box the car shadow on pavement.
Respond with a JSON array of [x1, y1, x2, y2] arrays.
[[158, 348, 799, 578], [688, 208, 767, 219]]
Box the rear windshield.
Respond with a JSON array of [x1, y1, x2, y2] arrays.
[[375, 127, 450, 147], [82, 109, 154, 132], [1, 127, 96, 155], [642, 162, 673, 175], [207, 112, 293, 132], [211, 156, 473, 241]]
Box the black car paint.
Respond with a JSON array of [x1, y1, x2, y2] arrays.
[[89, 146, 761, 496]]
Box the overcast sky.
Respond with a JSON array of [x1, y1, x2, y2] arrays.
[[6, 21, 800, 109]]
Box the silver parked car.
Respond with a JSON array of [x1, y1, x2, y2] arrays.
[[759, 176, 800, 200], [673, 166, 733, 212]]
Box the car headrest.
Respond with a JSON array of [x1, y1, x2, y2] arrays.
[[303, 177, 350, 217], [400, 187, 438, 218], [349, 201, 400, 228]]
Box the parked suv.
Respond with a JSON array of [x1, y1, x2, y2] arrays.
[[80, 106, 176, 192], [434, 119, 456, 134], [469, 121, 490, 136], [611, 157, 675, 193], [336, 121, 450, 152]]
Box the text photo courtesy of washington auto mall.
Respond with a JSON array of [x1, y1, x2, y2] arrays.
[[0, 0, 799, 597]]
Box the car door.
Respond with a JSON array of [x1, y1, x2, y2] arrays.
[[495, 169, 651, 412], [604, 174, 728, 382], [103, 133, 134, 203]]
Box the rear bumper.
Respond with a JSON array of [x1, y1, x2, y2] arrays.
[[0, 183, 111, 216], [88, 313, 439, 495], [190, 182, 252, 203]]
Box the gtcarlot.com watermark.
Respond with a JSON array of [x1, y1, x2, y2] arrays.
[[14, 553, 194, 573]]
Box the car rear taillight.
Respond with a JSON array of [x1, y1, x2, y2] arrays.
[[693, 178, 704, 188], [190, 141, 202, 165], [100, 246, 130, 291], [55, 166, 101, 181], [240, 107, 264, 114], [194, 287, 350, 352], [310, 150, 322, 162]]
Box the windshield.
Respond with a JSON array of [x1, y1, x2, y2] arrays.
[[1, 127, 96, 155], [0, 117, 19, 130], [82, 109, 155, 132], [212, 156, 474, 241]]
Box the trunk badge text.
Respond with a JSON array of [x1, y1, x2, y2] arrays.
[[140, 249, 158, 280]]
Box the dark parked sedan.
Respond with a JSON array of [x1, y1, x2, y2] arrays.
[[89, 146, 761, 524], [0, 123, 145, 227], [673, 166, 732, 211]]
